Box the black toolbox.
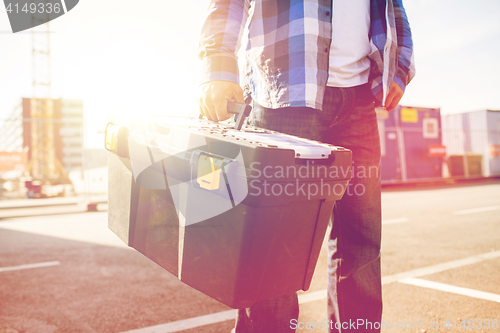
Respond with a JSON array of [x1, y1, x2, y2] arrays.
[[106, 116, 351, 308]]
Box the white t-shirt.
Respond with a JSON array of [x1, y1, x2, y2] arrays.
[[327, 0, 372, 87]]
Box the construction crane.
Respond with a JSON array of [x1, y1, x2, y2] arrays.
[[25, 13, 72, 198]]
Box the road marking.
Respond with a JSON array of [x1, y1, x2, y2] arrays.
[[453, 205, 499, 215], [382, 218, 409, 225], [0, 261, 60, 273], [0, 217, 128, 249], [399, 278, 500, 303], [382, 250, 500, 285], [118, 250, 500, 333], [120, 309, 237, 333]]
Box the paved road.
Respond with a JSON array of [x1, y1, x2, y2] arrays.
[[0, 180, 499, 333]]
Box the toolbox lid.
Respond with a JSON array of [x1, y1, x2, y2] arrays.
[[226, 130, 336, 159], [152, 116, 339, 160]]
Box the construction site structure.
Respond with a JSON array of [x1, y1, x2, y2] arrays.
[[25, 15, 73, 197]]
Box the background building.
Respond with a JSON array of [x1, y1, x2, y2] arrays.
[[58, 99, 84, 171], [0, 98, 84, 173], [0, 103, 23, 153]]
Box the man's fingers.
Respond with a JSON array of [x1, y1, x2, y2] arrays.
[[387, 97, 400, 112], [385, 82, 404, 111], [205, 98, 218, 122], [385, 93, 395, 111], [197, 81, 245, 122], [214, 99, 229, 121], [198, 98, 212, 121], [231, 88, 245, 104], [214, 86, 244, 121], [198, 103, 207, 119], [388, 89, 403, 111], [197, 96, 207, 119], [199, 95, 216, 121]]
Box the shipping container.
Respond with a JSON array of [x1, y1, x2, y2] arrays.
[[376, 106, 444, 183], [442, 110, 500, 177]]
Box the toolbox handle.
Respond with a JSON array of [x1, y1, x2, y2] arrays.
[[199, 101, 252, 131], [105, 122, 130, 159]]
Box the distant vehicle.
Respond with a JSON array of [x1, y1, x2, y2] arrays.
[[25, 178, 74, 198]]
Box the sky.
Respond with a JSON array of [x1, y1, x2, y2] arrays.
[[1, 0, 500, 148]]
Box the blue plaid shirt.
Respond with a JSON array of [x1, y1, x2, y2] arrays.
[[198, 0, 415, 110]]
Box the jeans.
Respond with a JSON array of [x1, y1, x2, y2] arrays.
[[235, 84, 382, 333]]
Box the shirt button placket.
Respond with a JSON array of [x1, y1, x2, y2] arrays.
[[325, 10, 331, 54]]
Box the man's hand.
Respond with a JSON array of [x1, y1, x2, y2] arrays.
[[198, 81, 245, 122], [384, 81, 404, 111]]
